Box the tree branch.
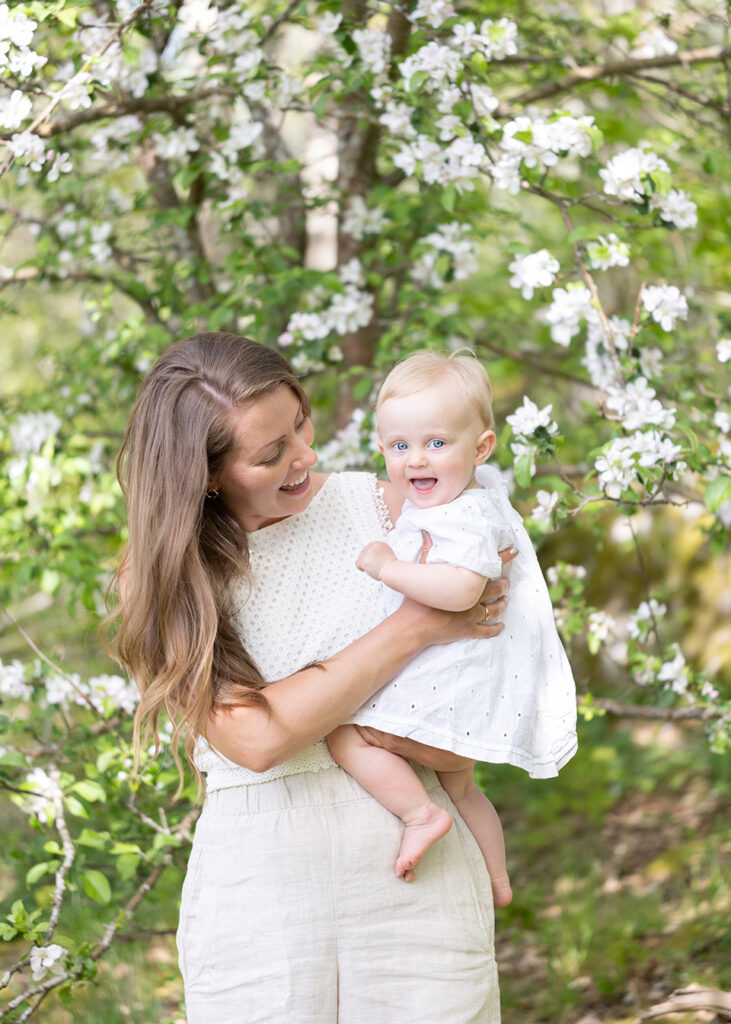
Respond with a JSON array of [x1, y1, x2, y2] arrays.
[[503, 45, 731, 109], [633, 986, 731, 1022], [592, 698, 715, 723], [0, 0, 155, 180]]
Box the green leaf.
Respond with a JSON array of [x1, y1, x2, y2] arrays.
[[71, 779, 106, 803], [514, 454, 533, 489], [116, 853, 140, 881], [82, 869, 111, 904], [26, 860, 60, 886], [704, 476, 731, 514]]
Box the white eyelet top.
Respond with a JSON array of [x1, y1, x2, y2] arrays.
[[195, 472, 391, 790]]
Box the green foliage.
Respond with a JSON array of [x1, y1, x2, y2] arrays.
[[0, 0, 729, 1018]]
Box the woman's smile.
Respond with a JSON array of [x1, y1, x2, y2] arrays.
[[280, 471, 311, 493], [212, 386, 321, 531]]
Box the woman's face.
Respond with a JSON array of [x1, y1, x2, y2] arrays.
[[212, 385, 318, 531]]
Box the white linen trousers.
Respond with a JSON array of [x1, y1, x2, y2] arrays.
[[178, 473, 501, 1022]]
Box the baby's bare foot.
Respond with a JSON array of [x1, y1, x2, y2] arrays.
[[491, 874, 513, 908], [395, 802, 452, 881]]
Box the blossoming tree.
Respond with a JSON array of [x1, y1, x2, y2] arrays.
[[0, 0, 729, 1017]]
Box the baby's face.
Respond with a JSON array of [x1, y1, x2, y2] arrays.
[[378, 382, 495, 509]]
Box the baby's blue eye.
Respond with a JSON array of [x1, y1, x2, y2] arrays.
[[429, 439, 445, 449], [393, 441, 408, 451]]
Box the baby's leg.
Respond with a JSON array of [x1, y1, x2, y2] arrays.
[[437, 761, 512, 908], [327, 725, 452, 881]]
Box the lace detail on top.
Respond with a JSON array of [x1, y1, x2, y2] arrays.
[[373, 482, 393, 533], [195, 472, 389, 790]]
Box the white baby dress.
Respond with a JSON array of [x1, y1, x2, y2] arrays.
[[346, 464, 578, 779]]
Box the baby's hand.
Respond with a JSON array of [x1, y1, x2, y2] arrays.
[[356, 541, 397, 580]]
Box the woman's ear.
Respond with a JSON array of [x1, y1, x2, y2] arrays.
[[475, 430, 496, 465]]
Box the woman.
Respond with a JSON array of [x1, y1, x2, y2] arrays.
[[113, 332, 513, 1023]]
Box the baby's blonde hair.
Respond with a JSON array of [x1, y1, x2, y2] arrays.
[[376, 350, 494, 431]]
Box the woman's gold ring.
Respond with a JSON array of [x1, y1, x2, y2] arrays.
[[481, 604, 491, 623]]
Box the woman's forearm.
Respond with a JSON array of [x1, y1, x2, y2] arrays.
[[205, 560, 513, 772], [206, 605, 439, 771]]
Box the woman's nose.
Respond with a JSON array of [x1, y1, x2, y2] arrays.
[[292, 437, 317, 469]]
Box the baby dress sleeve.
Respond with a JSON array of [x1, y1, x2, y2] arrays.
[[410, 493, 508, 580]]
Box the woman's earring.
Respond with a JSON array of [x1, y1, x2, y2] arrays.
[[206, 487, 219, 500]]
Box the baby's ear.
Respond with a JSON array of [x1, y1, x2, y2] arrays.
[[378, 440, 385, 455], [475, 430, 496, 465]]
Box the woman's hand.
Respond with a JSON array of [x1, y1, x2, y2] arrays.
[[391, 545, 515, 647]]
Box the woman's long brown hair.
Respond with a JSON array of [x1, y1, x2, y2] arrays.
[[107, 332, 310, 786]]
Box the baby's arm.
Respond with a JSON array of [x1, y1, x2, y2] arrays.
[[357, 541, 486, 612]]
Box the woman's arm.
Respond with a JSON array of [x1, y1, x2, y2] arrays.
[[205, 566, 512, 772]]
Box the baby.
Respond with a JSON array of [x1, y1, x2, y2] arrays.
[[328, 351, 577, 906]]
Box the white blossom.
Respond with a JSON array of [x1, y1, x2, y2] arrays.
[[508, 250, 560, 300], [0, 659, 32, 701], [29, 944, 66, 982], [9, 412, 62, 455], [627, 598, 667, 639], [0, 3, 36, 48], [342, 196, 387, 239], [316, 11, 342, 33], [152, 126, 199, 160], [178, 0, 218, 33], [586, 233, 631, 270], [531, 489, 559, 522], [411, 0, 455, 29], [641, 284, 688, 332], [599, 147, 670, 202], [6, 131, 45, 170], [588, 610, 615, 643], [45, 672, 86, 708], [47, 151, 73, 182], [436, 114, 462, 141], [411, 250, 444, 290], [507, 396, 558, 438], [594, 437, 639, 498], [399, 42, 461, 88], [420, 222, 478, 281], [286, 311, 330, 341], [658, 645, 690, 696], [452, 21, 482, 56], [631, 27, 677, 59], [352, 28, 390, 74], [605, 377, 676, 431], [469, 83, 499, 118], [714, 411, 731, 434], [638, 346, 664, 379], [650, 189, 698, 230], [57, 72, 93, 110], [21, 768, 56, 823], [0, 4, 45, 77], [582, 317, 631, 389], [379, 101, 416, 139], [595, 430, 683, 498], [87, 674, 139, 715], [544, 284, 594, 346], [327, 286, 374, 335], [317, 409, 379, 471], [0, 88, 32, 130], [716, 339, 731, 363], [338, 258, 365, 287], [479, 17, 518, 60]]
